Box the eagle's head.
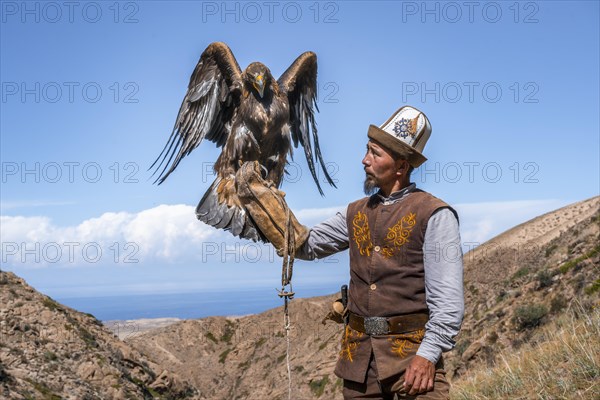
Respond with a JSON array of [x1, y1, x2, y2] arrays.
[[245, 62, 273, 98]]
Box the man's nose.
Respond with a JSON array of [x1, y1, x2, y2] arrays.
[[362, 154, 370, 166]]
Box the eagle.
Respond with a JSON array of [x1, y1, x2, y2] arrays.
[[151, 42, 336, 242]]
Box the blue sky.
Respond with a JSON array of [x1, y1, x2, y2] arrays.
[[1, 1, 599, 301]]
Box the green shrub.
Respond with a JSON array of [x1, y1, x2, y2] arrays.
[[544, 244, 558, 257], [221, 320, 235, 343], [309, 376, 329, 397], [550, 294, 568, 314], [455, 339, 472, 356], [43, 351, 58, 361], [513, 304, 548, 331], [496, 289, 508, 303], [42, 297, 61, 312], [487, 331, 499, 344], [559, 245, 600, 274], [511, 267, 530, 281], [238, 360, 250, 370], [584, 279, 600, 295], [204, 332, 218, 343], [537, 270, 553, 289], [218, 348, 232, 363]]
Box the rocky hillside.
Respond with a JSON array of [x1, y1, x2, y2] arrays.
[[446, 196, 599, 379], [0, 272, 198, 400], [127, 196, 599, 399], [128, 295, 343, 400]]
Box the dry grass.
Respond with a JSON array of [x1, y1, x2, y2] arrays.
[[451, 303, 599, 400]]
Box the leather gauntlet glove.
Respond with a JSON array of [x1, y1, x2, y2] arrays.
[[235, 161, 309, 255]]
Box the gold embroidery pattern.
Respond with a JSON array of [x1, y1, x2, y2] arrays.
[[339, 325, 363, 362], [388, 329, 425, 358], [352, 211, 373, 256], [381, 247, 395, 258], [381, 212, 417, 258]]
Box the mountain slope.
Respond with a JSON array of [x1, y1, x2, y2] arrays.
[[0, 272, 198, 400], [451, 306, 599, 399], [128, 295, 343, 399], [446, 196, 599, 379]]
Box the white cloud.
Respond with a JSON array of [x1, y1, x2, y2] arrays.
[[1, 199, 572, 269], [1, 205, 221, 268], [122, 204, 215, 259]]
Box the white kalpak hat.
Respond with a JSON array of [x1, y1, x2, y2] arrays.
[[367, 105, 432, 167]]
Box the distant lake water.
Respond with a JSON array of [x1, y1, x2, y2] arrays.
[[56, 286, 337, 321]]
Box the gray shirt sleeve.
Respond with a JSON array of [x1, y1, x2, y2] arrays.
[[295, 206, 349, 260], [416, 208, 465, 364]]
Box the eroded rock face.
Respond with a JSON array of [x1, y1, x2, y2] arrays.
[[0, 271, 198, 400]]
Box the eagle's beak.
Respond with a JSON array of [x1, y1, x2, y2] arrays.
[[253, 75, 265, 98]]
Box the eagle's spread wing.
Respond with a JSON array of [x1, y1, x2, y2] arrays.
[[151, 42, 243, 184], [278, 52, 336, 195]]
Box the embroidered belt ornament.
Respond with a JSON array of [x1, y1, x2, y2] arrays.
[[363, 316, 389, 335], [351, 211, 417, 258]]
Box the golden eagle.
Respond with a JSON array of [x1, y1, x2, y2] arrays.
[[151, 42, 335, 241]]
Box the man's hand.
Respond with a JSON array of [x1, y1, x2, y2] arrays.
[[403, 355, 435, 395]]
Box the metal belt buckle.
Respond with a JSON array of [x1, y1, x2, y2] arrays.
[[364, 316, 389, 335]]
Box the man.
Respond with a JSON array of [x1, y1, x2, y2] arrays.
[[236, 105, 463, 399], [296, 106, 464, 399]]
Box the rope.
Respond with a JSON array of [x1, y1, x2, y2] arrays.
[[283, 295, 292, 400], [277, 206, 295, 400]]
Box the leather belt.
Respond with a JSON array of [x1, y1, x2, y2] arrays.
[[348, 312, 428, 336]]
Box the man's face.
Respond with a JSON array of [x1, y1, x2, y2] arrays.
[[362, 140, 402, 195]]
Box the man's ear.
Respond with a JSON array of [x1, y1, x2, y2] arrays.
[[396, 159, 409, 175]]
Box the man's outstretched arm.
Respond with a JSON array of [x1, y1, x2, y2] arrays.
[[295, 207, 350, 260]]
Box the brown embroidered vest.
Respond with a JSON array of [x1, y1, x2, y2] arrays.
[[334, 189, 455, 382], [346, 189, 453, 317]]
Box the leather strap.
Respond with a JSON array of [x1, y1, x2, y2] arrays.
[[348, 312, 428, 335]]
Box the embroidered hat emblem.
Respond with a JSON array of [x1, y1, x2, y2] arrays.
[[393, 118, 416, 139]]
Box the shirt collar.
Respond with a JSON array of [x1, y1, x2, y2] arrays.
[[375, 183, 417, 204]]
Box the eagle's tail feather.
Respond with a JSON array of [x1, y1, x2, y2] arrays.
[[196, 177, 264, 242]]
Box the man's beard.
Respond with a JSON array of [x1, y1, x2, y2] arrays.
[[363, 174, 379, 196]]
